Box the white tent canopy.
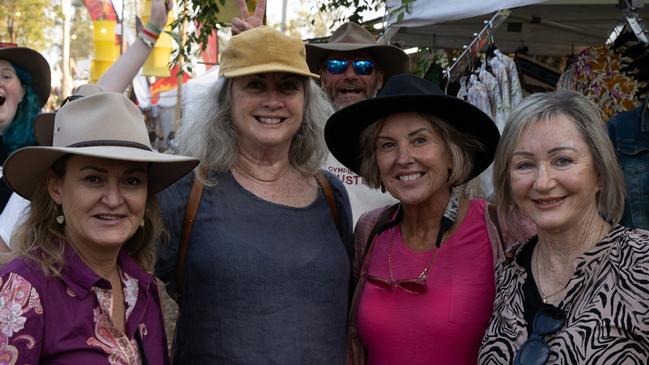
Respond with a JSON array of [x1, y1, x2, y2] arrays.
[[385, 0, 649, 56]]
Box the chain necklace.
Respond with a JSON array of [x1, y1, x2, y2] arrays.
[[533, 245, 569, 304]]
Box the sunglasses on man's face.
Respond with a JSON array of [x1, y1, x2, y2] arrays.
[[325, 59, 375, 75], [513, 304, 566, 365]]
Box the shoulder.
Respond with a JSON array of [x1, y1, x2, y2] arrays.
[[156, 172, 195, 205], [319, 170, 346, 193], [0, 260, 45, 314], [609, 226, 649, 266]]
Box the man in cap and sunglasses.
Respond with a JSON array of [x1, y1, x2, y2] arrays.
[[305, 22, 409, 111], [306, 22, 410, 224]]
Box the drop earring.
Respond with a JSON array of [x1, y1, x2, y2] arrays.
[[139, 219, 145, 228], [380, 182, 386, 193], [55, 206, 65, 225]]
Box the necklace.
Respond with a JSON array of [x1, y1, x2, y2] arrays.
[[533, 245, 568, 304]]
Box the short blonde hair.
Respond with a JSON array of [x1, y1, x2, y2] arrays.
[[358, 113, 484, 189], [493, 90, 625, 224]]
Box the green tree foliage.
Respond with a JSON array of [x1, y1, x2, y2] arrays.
[[0, 0, 56, 50]]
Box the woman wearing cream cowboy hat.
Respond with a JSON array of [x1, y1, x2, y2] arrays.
[[0, 92, 197, 364]]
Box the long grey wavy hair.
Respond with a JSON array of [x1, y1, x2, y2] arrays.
[[178, 76, 332, 184]]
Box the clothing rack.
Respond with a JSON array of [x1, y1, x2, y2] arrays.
[[444, 9, 511, 83], [621, 0, 649, 43]]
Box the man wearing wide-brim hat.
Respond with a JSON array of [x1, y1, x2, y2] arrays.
[[306, 22, 409, 225], [306, 22, 409, 111]]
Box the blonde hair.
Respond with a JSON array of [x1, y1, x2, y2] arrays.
[[493, 90, 625, 224], [358, 113, 484, 189], [12, 156, 163, 276]]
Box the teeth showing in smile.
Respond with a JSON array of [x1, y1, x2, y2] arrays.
[[535, 198, 562, 205], [97, 215, 121, 220], [256, 116, 283, 125], [399, 173, 422, 182]]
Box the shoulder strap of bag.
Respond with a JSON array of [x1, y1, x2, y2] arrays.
[[363, 204, 400, 258], [314, 170, 342, 237], [174, 173, 205, 305]]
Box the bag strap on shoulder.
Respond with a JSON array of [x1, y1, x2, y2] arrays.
[[174, 172, 205, 305], [314, 170, 342, 237]]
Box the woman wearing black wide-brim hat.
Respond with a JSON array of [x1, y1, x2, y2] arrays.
[[325, 74, 533, 364]]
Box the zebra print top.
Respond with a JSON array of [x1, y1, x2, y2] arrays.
[[478, 225, 649, 365]]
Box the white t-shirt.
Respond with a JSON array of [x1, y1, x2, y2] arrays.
[[0, 193, 30, 248], [323, 154, 397, 226]]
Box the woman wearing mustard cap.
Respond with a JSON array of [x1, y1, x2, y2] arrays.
[[156, 26, 353, 364]]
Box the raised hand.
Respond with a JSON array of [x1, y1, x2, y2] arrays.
[[231, 0, 266, 35], [149, 0, 173, 30]]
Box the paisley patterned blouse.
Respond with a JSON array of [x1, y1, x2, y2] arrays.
[[0, 243, 169, 364], [479, 225, 649, 364]]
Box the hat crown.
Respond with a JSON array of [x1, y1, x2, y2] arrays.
[[52, 93, 151, 150], [219, 26, 314, 78], [329, 22, 377, 45], [378, 74, 445, 98]]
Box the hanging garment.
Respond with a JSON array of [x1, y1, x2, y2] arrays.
[[489, 57, 511, 118], [495, 49, 523, 109], [557, 45, 641, 122], [479, 63, 505, 132]]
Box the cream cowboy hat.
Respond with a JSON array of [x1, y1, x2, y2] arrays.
[[33, 83, 106, 146], [305, 22, 409, 82], [4, 92, 199, 200], [0, 45, 51, 107]]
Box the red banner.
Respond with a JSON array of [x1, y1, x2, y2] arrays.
[[82, 0, 117, 21], [150, 65, 191, 105]]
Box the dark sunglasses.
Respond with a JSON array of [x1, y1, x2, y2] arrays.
[[326, 59, 375, 75], [513, 304, 566, 365], [365, 271, 429, 294]]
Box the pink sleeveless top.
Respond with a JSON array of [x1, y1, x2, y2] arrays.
[[356, 199, 495, 365]]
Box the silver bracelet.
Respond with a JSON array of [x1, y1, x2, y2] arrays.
[[138, 33, 155, 48]]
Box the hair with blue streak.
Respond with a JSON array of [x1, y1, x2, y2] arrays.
[[4, 63, 39, 153]]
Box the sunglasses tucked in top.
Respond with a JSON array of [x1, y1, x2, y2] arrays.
[[513, 304, 566, 365], [326, 59, 375, 75]]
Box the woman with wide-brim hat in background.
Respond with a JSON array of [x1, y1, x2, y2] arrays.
[[325, 74, 531, 364], [0, 45, 51, 209], [0, 92, 198, 363]]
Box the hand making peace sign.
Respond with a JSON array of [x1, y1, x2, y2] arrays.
[[231, 0, 267, 35]]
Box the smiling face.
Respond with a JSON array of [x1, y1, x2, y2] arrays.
[[48, 155, 148, 256], [375, 112, 452, 207], [231, 73, 305, 153], [0, 60, 25, 131], [319, 51, 384, 111], [509, 115, 601, 235]]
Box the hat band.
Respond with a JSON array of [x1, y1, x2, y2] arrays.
[[67, 140, 152, 151]]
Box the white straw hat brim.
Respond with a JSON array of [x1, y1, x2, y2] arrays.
[[3, 146, 199, 200]]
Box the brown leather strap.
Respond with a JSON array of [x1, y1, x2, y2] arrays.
[[174, 172, 205, 305], [315, 170, 341, 236]]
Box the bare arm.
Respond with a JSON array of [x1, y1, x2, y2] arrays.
[[98, 0, 172, 92], [231, 0, 266, 35]]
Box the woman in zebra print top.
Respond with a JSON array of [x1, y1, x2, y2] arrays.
[[479, 90, 649, 364]]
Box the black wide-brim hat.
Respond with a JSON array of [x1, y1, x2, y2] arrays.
[[324, 74, 500, 183]]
